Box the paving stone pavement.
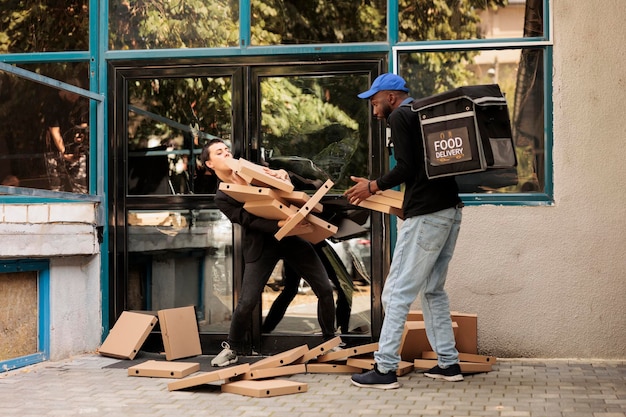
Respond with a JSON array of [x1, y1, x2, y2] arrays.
[[0, 354, 624, 417]]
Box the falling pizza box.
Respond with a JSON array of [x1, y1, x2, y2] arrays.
[[414, 359, 492, 374], [243, 199, 299, 220], [249, 344, 309, 370], [357, 199, 404, 218], [223, 157, 254, 184], [221, 379, 307, 398], [316, 342, 379, 363], [346, 357, 414, 376], [236, 158, 295, 192], [158, 306, 202, 361], [399, 321, 457, 361], [275, 189, 323, 213], [128, 360, 200, 379], [293, 212, 339, 244], [98, 311, 157, 360], [275, 179, 334, 241], [296, 336, 343, 363], [236, 364, 306, 380], [167, 363, 250, 391], [218, 182, 279, 203], [306, 363, 362, 374], [421, 351, 496, 364]]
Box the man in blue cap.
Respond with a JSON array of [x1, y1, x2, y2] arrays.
[[345, 73, 464, 389]]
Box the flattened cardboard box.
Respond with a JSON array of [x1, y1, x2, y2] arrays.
[[158, 306, 202, 360], [306, 363, 362, 374], [222, 379, 307, 398], [128, 360, 200, 378], [249, 344, 309, 370], [168, 363, 250, 391], [296, 336, 343, 363], [98, 311, 157, 360], [237, 364, 306, 380], [316, 342, 378, 363], [346, 357, 414, 376], [421, 351, 496, 364]]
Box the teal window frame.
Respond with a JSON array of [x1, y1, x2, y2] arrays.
[[0, 260, 50, 371]]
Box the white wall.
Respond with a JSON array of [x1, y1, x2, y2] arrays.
[[429, 1, 626, 359]]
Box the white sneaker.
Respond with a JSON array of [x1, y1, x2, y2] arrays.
[[211, 341, 238, 367]]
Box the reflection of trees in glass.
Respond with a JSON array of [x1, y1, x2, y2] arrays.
[[109, 0, 239, 49], [251, 0, 386, 45], [0, 0, 88, 53]]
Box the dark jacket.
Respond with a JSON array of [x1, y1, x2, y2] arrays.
[[376, 103, 461, 218], [215, 187, 281, 263]]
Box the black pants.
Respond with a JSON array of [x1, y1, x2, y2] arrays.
[[262, 242, 352, 334], [227, 236, 336, 352]]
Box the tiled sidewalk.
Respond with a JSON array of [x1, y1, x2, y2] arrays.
[[0, 354, 624, 417]]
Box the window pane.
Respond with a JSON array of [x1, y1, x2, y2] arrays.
[[251, 0, 386, 45], [258, 74, 369, 192], [399, 0, 543, 42], [0, 67, 90, 192], [398, 48, 545, 193], [127, 209, 233, 333], [109, 0, 239, 50], [127, 77, 232, 196], [0, 1, 89, 53]]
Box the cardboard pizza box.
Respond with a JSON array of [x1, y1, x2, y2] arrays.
[[128, 360, 200, 378], [275, 189, 323, 213], [167, 363, 250, 391], [275, 179, 333, 240], [236, 158, 295, 192], [315, 342, 379, 363], [421, 351, 496, 364], [218, 182, 279, 203], [221, 379, 307, 398], [243, 199, 299, 220], [358, 199, 403, 217], [366, 193, 404, 209], [292, 212, 338, 244], [407, 310, 478, 354], [295, 336, 343, 363], [236, 364, 306, 380], [305, 363, 362, 374], [98, 311, 157, 360], [249, 344, 309, 370], [158, 306, 202, 361], [399, 321, 457, 361]]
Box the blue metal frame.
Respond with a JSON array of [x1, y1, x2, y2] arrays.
[[0, 260, 50, 371]]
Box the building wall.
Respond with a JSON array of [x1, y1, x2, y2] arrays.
[[424, 1, 626, 358], [0, 203, 102, 361]]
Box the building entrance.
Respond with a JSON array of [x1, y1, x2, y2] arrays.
[[108, 55, 391, 354]]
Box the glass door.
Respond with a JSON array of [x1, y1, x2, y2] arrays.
[[109, 56, 389, 355]]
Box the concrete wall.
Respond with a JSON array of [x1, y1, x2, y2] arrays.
[[0, 203, 102, 361], [424, 1, 626, 359]]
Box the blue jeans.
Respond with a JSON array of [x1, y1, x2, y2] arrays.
[[374, 206, 462, 373]]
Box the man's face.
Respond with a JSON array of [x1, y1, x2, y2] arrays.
[[369, 91, 395, 120], [205, 142, 232, 172]]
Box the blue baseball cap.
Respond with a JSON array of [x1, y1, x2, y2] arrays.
[[358, 73, 410, 99]]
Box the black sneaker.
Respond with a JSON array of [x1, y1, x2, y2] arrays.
[[424, 363, 464, 382], [351, 365, 400, 390]]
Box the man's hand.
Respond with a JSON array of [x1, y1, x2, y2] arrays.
[[344, 176, 377, 205]]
